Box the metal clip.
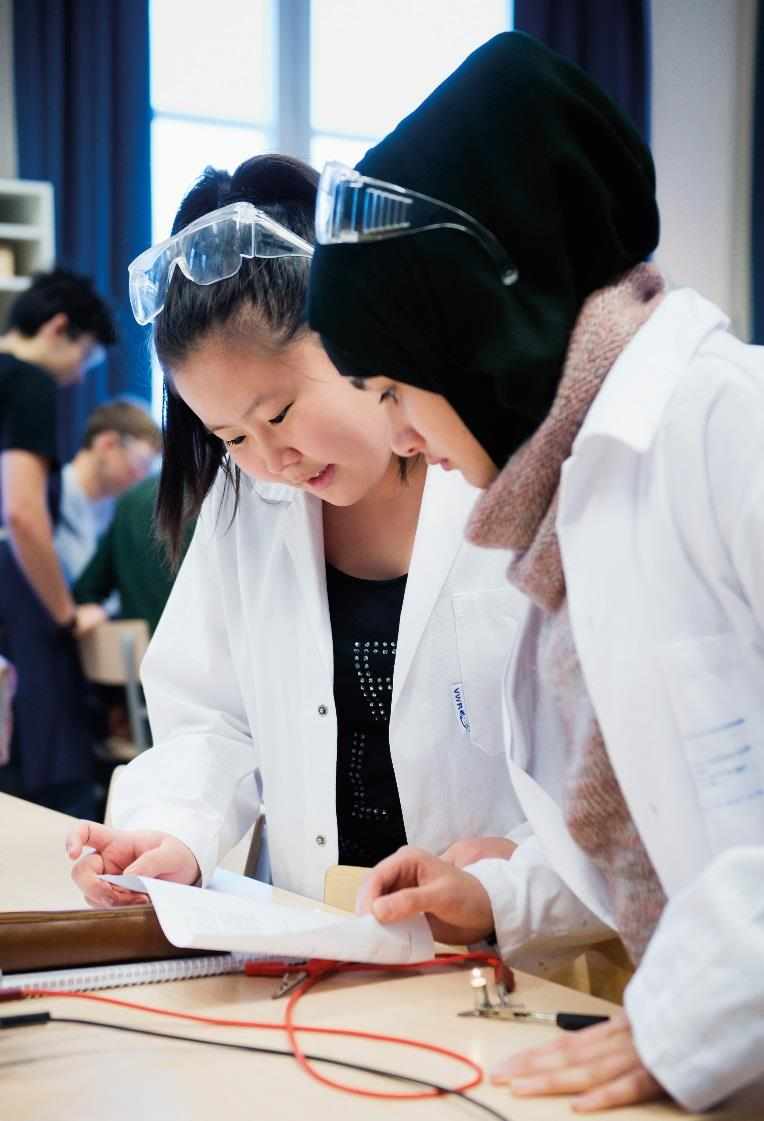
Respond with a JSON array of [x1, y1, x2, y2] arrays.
[[272, 970, 309, 999], [458, 971, 611, 1030], [467, 968, 523, 1013], [470, 967, 492, 1011], [459, 967, 529, 1019]]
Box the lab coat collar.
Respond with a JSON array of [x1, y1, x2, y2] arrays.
[[574, 288, 729, 455], [392, 466, 481, 714], [250, 477, 298, 504], [281, 488, 333, 682]]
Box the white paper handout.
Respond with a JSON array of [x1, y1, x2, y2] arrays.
[[101, 872, 434, 964]]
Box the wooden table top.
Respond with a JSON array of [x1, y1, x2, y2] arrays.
[[0, 793, 759, 1121]]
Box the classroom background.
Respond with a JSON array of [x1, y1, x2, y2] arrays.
[[1, 7, 764, 1117], [1, 0, 762, 456], [0, 0, 762, 807]]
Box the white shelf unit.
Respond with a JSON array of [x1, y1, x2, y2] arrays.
[[0, 178, 55, 330]]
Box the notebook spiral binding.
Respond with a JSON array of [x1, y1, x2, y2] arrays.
[[0, 952, 271, 993]]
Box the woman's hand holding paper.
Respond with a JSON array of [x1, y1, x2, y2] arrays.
[[356, 845, 495, 944], [66, 820, 200, 908]]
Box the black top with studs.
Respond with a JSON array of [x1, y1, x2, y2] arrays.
[[326, 563, 408, 868]]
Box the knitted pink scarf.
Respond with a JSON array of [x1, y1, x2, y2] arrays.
[[468, 263, 668, 965]]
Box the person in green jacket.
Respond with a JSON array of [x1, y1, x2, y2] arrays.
[[73, 474, 194, 635]]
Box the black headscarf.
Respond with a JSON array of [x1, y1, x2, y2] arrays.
[[307, 32, 659, 469]]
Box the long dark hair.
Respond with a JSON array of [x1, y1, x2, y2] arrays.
[[154, 154, 318, 562]]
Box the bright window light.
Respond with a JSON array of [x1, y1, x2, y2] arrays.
[[151, 117, 268, 242], [310, 133, 377, 175], [150, 0, 274, 125], [311, 0, 511, 141]]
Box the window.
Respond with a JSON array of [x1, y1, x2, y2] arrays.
[[149, 0, 512, 408], [150, 0, 276, 244], [310, 0, 513, 169]]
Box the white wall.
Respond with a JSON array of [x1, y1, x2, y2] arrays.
[[0, 0, 17, 178], [651, 0, 757, 339]]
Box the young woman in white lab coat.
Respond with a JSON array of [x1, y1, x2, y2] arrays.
[[65, 155, 541, 914], [306, 33, 764, 1116]]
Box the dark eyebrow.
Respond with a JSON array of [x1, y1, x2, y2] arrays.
[[207, 392, 279, 433]]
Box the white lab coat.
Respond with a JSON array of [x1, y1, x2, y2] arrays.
[[469, 288, 764, 1111], [113, 465, 528, 900]]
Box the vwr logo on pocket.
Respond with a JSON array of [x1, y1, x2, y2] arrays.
[[451, 683, 470, 732]]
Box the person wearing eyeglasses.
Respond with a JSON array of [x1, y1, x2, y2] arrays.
[[0, 269, 117, 817], [55, 398, 161, 586], [66, 154, 612, 974], [306, 31, 764, 1117]]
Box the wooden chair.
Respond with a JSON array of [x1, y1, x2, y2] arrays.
[[220, 811, 270, 881], [323, 864, 367, 911], [78, 619, 151, 757], [103, 763, 126, 826]]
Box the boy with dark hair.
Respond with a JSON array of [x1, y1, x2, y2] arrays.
[[0, 268, 118, 816], [6, 266, 117, 346]]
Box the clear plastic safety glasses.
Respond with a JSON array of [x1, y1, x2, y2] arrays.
[[128, 202, 314, 325], [316, 161, 519, 287]]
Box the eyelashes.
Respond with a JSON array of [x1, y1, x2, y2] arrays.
[[268, 403, 292, 426], [379, 387, 398, 404], [222, 402, 293, 448]]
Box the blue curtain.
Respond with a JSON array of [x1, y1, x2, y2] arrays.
[[753, 4, 764, 345], [513, 0, 650, 140], [14, 0, 152, 460]]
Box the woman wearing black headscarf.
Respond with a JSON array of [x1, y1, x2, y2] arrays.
[[308, 32, 764, 1115]]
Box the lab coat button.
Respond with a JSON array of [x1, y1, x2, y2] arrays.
[[318, 704, 328, 716], [315, 834, 326, 846]]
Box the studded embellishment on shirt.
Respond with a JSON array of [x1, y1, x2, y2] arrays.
[[354, 640, 395, 724], [326, 563, 408, 867], [349, 730, 388, 820]]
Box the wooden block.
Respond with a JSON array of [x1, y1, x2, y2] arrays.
[[0, 246, 15, 277], [323, 864, 368, 912]]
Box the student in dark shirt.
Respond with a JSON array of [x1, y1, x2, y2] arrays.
[[0, 269, 117, 815]]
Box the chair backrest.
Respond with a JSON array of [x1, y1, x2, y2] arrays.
[[103, 764, 126, 826], [323, 865, 368, 912], [78, 620, 150, 685]]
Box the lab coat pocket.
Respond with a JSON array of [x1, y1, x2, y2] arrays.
[[656, 632, 764, 851], [453, 588, 521, 756]]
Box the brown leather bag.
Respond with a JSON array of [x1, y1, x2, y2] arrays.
[[0, 907, 212, 973]]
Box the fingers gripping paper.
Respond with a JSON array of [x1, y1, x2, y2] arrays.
[[102, 874, 434, 964]]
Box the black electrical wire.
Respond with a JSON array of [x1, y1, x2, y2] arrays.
[[43, 1014, 514, 1121]]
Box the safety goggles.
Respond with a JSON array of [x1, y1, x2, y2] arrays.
[[128, 202, 314, 325], [316, 161, 518, 287], [79, 342, 106, 373]]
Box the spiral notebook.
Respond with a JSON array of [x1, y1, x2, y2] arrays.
[[0, 951, 278, 994]]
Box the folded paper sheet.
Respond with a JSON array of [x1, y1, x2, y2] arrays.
[[102, 873, 434, 964]]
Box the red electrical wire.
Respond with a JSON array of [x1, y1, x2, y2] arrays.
[[280, 966, 468, 1100], [14, 956, 493, 1103], [276, 953, 513, 1100]]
